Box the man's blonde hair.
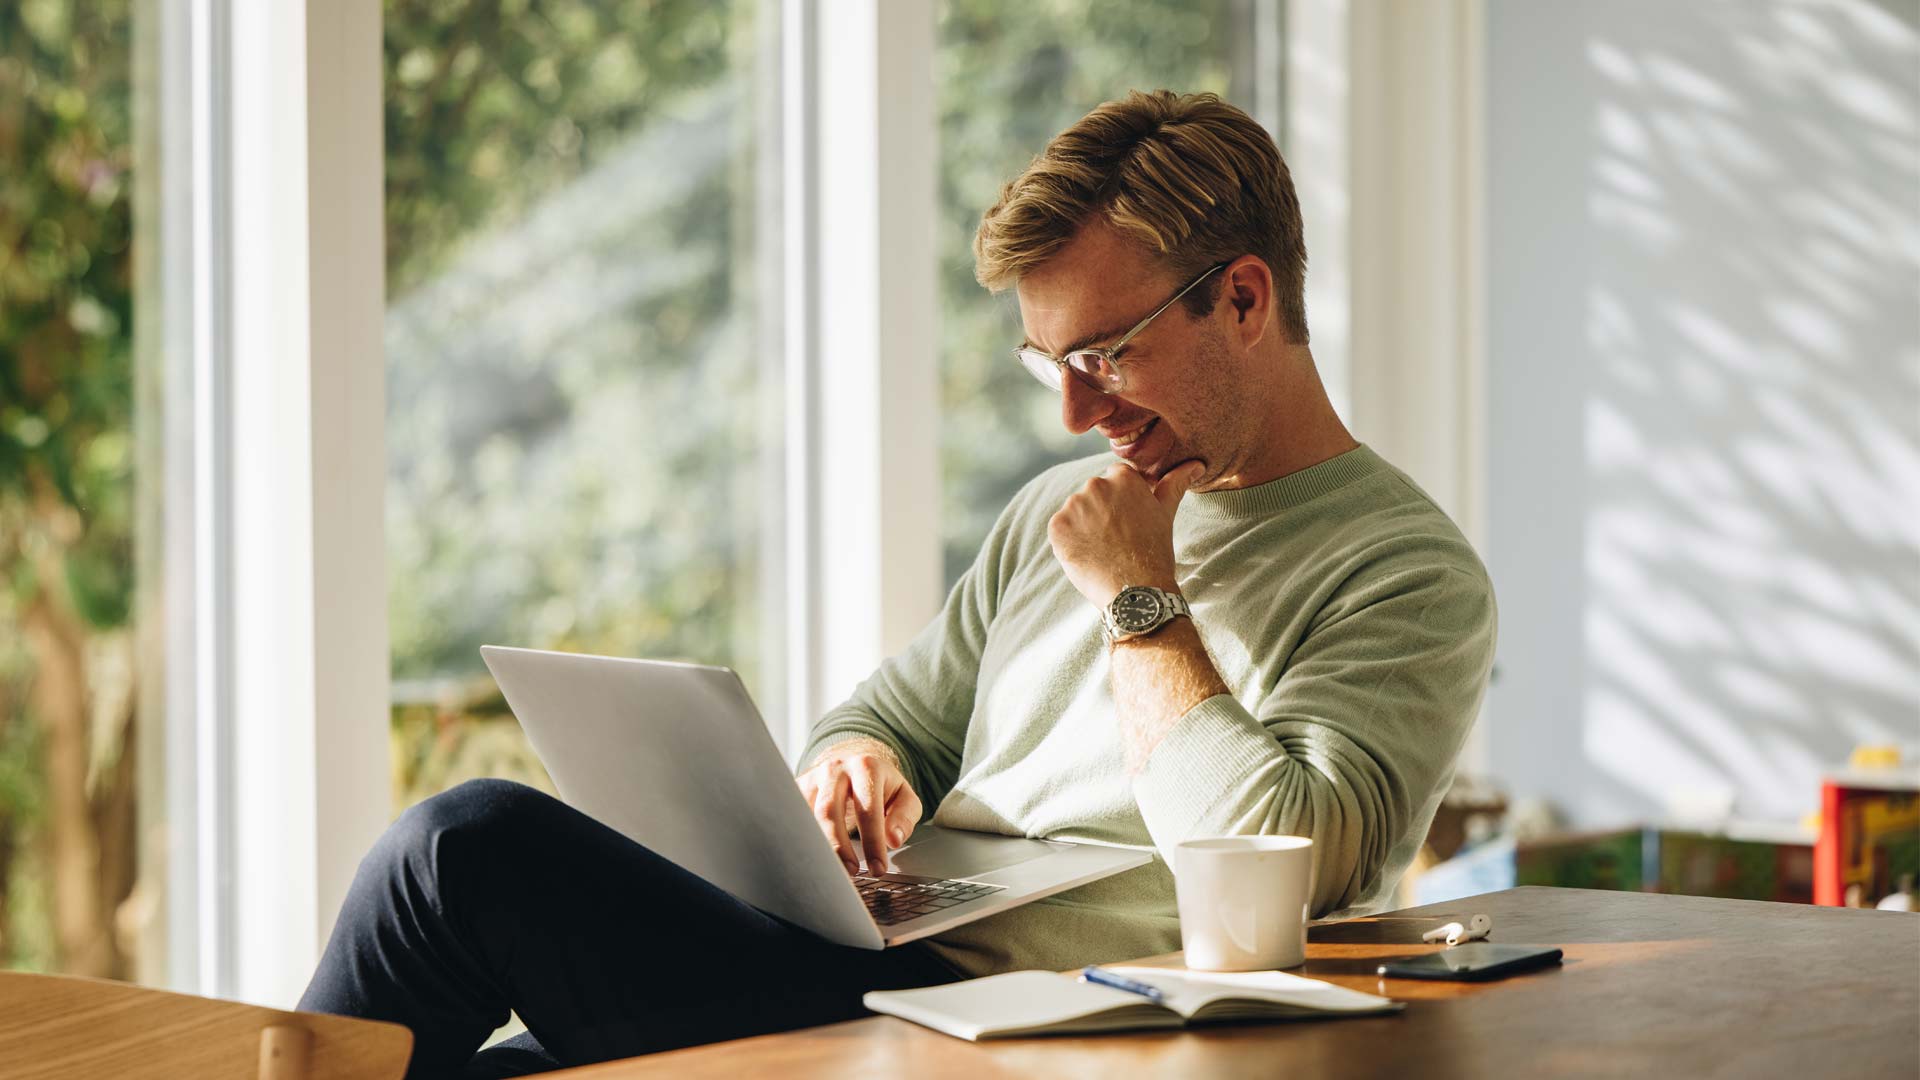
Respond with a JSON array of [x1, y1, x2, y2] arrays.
[[974, 90, 1309, 344]]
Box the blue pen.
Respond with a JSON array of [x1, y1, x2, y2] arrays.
[[1079, 965, 1166, 1004]]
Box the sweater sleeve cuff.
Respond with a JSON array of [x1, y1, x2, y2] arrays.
[[1131, 693, 1284, 853], [795, 721, 914, 780]]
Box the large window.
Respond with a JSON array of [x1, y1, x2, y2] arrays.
[[383, 1, 780, 807], [0, 0, 152, 978], [935, 1, 1279, 581]]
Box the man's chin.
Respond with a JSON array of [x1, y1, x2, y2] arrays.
[[1138, 455, 1202, 485]]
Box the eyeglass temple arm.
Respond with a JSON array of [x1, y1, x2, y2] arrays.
[[1105, 262, 1231, 355]]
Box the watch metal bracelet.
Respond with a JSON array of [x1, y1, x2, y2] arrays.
[[1103, 585, 1191, 642]]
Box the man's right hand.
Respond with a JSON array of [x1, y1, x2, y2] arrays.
[[796, 739, 924, 876]]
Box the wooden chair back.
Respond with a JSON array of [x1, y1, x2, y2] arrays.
[[0, 972, 410, 1079]]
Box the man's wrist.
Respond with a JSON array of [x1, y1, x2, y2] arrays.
[[1099, 576, 1180, 607], [1109, 610, 1200, 652], [809, 734, 902, 772]]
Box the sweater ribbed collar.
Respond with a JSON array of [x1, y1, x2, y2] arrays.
[[1177, 444, 1385, 525]]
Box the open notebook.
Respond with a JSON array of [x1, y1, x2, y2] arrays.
[[863, 966, 1401, 1040]]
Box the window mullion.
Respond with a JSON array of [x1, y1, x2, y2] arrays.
[[789, 0, 942, 754]]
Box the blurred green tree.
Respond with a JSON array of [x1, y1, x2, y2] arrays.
[[382, 0, 768, 805], [0, 0, 139, 977]]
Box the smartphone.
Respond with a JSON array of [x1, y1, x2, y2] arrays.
[[1376, 943, 1563, 981]]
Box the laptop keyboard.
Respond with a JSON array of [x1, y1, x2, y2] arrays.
[[853, 871, 1006, 926]]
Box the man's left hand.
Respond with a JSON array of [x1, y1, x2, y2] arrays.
[[1048, 460, 1205, 607]]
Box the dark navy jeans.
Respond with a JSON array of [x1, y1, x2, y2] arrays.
[[299, 778, 963, 1079]]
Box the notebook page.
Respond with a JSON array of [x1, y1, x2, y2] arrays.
[[863, 971, 1178, 1040], [1102, 966, 1401, 1020]]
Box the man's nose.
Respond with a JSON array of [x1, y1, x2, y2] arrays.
[[1060, 373, 1116, 435]]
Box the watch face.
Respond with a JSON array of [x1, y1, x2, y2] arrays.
[[1111, 587, 1165, 633]]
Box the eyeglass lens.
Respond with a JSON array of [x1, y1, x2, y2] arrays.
[[1017, 348, 1122, 394]]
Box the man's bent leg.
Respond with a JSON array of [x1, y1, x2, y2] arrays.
[[300, 778, 959, 1078]]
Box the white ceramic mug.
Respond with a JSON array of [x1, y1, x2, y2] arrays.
[[1174, 835, 1315, 971]]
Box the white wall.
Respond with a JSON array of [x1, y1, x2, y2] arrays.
[[1485, 0, 1920, 827]]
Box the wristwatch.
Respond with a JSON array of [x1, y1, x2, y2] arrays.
[[1102, 585, 1191, 644]]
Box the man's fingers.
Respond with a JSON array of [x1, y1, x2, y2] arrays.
[[848, 764, 891, 873], [1153, 460, 1205, 513], [800, 749, 922, 875], [883, 784, 923, 849], [809, 768, 859, 874]]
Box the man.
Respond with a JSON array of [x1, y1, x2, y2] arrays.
[[302, 90, 1495, 1078]]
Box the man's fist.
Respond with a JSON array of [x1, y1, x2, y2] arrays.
[[796, 739, 923, 875], [1048, 460, 1204, 608]]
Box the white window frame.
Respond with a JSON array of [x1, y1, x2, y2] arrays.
[[780, 0, 944, 752], [156, 0, 389, 1006]]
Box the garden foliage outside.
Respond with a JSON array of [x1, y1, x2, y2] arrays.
[[0, 0, 139, 978]]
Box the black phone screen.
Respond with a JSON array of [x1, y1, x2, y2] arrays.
[[1376, 942, 1564, 981]]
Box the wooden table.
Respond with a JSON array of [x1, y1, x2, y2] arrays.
[[546, 887, 1920, 1078]]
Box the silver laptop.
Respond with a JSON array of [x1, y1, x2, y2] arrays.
[[479, 646, 1150, 949]]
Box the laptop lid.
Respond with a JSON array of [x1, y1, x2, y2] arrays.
[[479, 646, 886, 950]]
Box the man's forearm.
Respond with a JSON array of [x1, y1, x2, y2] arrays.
[[1109, 616, 1230, 773]]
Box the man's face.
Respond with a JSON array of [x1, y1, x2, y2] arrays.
[[1015, 222, 1252, 488]]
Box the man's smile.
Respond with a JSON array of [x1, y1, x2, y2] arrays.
[[1104, 418, 1157, 448]]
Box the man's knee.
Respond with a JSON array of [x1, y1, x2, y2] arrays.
[[367, 778, 554, 891]]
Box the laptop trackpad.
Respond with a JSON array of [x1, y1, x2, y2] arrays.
[[890, 826, 1067, 877]]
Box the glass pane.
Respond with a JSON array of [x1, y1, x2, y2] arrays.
[[936, 0, 1255, 582], [0, 0, 150, 977], [384, 1, 778, 809]]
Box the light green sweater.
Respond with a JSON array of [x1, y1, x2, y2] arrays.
[[799, 445, 1496, 977]]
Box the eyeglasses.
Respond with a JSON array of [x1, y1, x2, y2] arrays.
[[1013, 262, 1230, 395]]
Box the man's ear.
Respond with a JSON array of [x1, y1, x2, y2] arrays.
[[1221, 256, 1273, 351]]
